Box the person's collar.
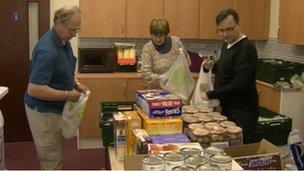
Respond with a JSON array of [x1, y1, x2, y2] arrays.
[[227, 34, 246, 49]]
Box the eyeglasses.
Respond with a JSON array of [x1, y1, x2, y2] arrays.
[[62, 24, 81, 34], [217, 25, 237, 34]]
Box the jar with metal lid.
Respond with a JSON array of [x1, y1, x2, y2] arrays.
[[192, 128, 211, 146], [164, 153, 185, 170], [197, 163, 221, 170], [226, 125, 243, 144], [182, 117, 199, 134], [219, 120, 236, 128], [207, 111, 222, 116], [181, 113, 193, 119], [210, 153, 232, 170], [192, 112, 207, 118], [184, 156, 207, 168], [210, 126, 227, 142], [171, 165, 196, 171], [180, 147, 202, 157], [182, 105, 199, 114], [212, 115, 228, 122], [142, 155, 165, 171], [187, 123, 205, 141], [198, 115, 213, 123], [204, 122, 220, 130], [203, 146, 223, 159]]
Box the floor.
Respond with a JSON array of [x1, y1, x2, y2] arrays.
[[4, 137, 106, 170]]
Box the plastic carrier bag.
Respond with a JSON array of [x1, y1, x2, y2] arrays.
[[60, 91, 90, 139], [190, 66, 219, 112], [159, 51, 195, 103], [286, 129, 304, 170]]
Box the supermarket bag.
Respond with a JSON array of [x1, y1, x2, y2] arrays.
[[60, 91, 90, 139], [190, 66, 219, 112], [159, 51, 195, 103]]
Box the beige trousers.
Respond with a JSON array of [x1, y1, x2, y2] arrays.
[[25, 104, 63, 170]]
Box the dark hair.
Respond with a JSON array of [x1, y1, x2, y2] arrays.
[[215, 8, 239, 25], [149, 18, 170, 36]]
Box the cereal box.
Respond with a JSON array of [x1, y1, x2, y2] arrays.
[[135, 89, 182, 118]]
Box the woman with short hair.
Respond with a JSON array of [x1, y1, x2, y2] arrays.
[[139, 18, 191, 88]]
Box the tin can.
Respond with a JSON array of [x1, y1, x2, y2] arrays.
[[210, 153, 232, 170], [180, 147, 202, 157], [171, 165, 196, 171], [184, 156, 207, 168], [196, 163, 220, 170], [203, 146, 223, 159], [142, 155, 165, 171], [164, 153, 184, 170]]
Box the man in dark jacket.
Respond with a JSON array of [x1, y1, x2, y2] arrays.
[[202, 8, 259, 143]]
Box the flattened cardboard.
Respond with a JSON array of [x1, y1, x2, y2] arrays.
[[124, 154, 146, 170]]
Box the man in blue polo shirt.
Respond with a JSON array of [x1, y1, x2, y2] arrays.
[[24, 6, 88, 169]]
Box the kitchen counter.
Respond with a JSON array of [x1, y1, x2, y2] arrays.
[[0, 86, 8, 100]]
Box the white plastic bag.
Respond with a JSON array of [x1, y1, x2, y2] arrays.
[[286, 129, 304, 170], [159, 51, 195, 102], [60, 91, 90, 139], [190, 66, 219, 112]]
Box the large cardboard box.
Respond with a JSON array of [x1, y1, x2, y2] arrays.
[[224, 139, 285, 170], [135, 89, 182, 118], [124, 154, 146, 170]]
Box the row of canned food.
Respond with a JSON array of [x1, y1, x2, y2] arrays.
[[142, 147, 232, 171]]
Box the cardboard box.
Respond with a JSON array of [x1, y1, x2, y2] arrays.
[[137, 109, 182, 135], [135, 89, 182, 118], [150, 134, 190, 144], [123, 111, 142, 155], [148, 142, 202, 154], [113, 112, 127, 161], [224, 139, 285, 170], [131, 129, 151, 155], [124, 154, 146, 170]]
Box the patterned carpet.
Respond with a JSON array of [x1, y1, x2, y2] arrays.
[[4, 137, 105, 170]]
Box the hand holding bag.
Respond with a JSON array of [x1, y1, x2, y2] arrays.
[[190, 66, 219, 112], [60, 91, 90, 139]]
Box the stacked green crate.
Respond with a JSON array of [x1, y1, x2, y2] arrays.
[[246, 107, 292, 145], [257, 59, 304, 84], [99, 102, 134, 147]]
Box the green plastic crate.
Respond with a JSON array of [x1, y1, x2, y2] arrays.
[[99, 101, 135, 147], [246, 107, 292, 145], [257, 59, 304, 84]]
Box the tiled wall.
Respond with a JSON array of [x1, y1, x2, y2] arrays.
[[255, 38, 304, 63], [79, 37, 304, 63]]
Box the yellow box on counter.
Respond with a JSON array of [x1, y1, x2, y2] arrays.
[[137, 109, 182, 135], [123, 111, 142, 156]]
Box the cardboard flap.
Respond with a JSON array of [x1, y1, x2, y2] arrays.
[[224, 139, 284, 157], [257, 139, 284, 154], [124, 154, 146, 170], [224, 142, 260, 157]]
